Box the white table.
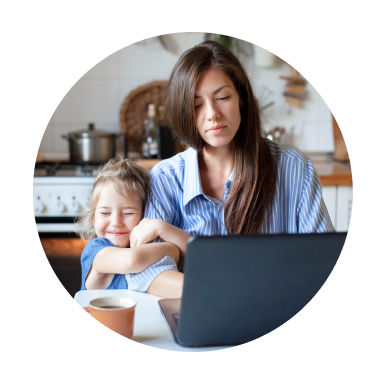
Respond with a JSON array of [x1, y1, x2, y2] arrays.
[[74, 289, 230, 352]]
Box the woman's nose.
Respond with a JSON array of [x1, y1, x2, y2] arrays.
[[206, 102, 220, 121]]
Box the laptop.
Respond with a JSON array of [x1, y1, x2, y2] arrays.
[[158, 232, 347, 347]]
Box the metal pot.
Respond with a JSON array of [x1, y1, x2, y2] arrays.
[[62, 123, 118, 162]]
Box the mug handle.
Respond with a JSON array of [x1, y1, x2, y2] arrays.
[[83, 307, 91, 313]]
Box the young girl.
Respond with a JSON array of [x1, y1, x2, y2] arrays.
[[77, 158, 184, 298]]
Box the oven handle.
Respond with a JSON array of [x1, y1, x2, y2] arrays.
[[35, 216, 78, 224]]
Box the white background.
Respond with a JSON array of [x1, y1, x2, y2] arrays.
[[1, 1, 384, 383]]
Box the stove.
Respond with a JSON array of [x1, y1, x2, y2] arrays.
[[33, 161, 104, 234]]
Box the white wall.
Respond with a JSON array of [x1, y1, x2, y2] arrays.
[[39, 32, 334, 157]]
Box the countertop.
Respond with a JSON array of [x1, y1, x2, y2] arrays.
[[302, 152, 352, 186], [311, 159, 352, 186], [138, 156, 352, 186], [37, 151, 352, 187]]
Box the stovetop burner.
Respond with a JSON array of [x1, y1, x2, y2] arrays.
[[34, 161, 108, 177]]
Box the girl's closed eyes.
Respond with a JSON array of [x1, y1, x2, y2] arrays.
[[97, 210, 110, 215], [97, 211, 135, 216], [93, 182, 143, 248]]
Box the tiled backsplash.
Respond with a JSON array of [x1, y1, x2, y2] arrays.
[[39, 33, 335, 156]]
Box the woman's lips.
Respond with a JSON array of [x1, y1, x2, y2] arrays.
[[207, 126, 226, 134]]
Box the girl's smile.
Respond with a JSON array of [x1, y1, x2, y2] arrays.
[[94, 182, 143, 248], [107, 231, 128, 235]]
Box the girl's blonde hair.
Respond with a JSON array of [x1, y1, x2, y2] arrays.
[[76, 158, 150, 240]]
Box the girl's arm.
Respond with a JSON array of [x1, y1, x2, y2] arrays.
[[130, 218, 191, 258], [85, 242, 179, 290]]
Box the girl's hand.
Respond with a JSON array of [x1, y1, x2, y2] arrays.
[[130, 218, 163, 247]]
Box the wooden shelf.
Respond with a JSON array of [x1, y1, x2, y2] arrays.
[[279, 75, 306, 84]]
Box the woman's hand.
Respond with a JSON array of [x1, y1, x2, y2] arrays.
[[130, 218, 164, 247]]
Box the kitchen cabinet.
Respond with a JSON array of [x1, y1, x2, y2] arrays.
[[311, 157, 352, 232], [322, 186, 353, 231], [322, 186, 337, 227], [336, 186, 353, 231]]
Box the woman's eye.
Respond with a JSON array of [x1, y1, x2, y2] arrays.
[[195, 104, 202, 110], [100, 212, 110, 216], [218, 96, 230, 101], [123, 213, 133, 216]]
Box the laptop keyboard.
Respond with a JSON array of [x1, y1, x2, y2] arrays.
[[172, 313, 180, 326]]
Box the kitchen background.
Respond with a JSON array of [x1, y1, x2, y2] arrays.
[[35, 32, 352, 297], [38, 32, 336, 156]]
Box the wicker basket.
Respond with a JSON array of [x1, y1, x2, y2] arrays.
[[332, 114, 349, 161], [119, 81, 168, 150]]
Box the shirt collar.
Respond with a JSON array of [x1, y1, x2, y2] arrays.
[[225, 170, 234, 192], [183, 147, 234, 206], [183, 147, 204, 206]]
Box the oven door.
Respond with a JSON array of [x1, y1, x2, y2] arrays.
[[33, 176, 94, 235], [35, 216, 79, 234]]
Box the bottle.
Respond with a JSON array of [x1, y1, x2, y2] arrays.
[[158, 105, 175, 159], [142, 103, 159, 159]]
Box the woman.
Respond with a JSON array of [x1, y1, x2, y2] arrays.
[[130, 40, 334, 296]]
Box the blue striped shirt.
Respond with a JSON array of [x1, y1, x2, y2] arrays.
[[146, 140, 334, 234], [125, 255, 177, 291], [126, 140, 334, 291]]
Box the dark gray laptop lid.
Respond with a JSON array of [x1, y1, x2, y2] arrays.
[[176, 232, 346, 347]]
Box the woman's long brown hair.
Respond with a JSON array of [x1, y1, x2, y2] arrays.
[[164, 40, 276, 234]]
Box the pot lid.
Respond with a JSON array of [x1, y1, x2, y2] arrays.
[[67, 123, 116, 138]]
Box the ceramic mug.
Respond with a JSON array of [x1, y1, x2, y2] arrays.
[[84, 297, 136, 339]]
